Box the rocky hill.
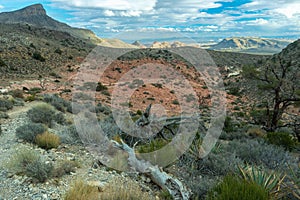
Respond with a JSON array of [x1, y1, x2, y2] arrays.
[[0, 4, 102, 44], [0, 4, 137, 48], [210, 37, 292, 54]]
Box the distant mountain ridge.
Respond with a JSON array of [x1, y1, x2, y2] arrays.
[[0, 4, 137, 48], [209, 37, 292, 54]]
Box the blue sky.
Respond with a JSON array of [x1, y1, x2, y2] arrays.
[[0, 0, 299, 43]]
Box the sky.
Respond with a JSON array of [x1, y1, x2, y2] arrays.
[[0, 0, 299, 43]]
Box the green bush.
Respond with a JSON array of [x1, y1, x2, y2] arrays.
[[43, 94, 71, 113], [0, 99, 13, 111], [0, 58, 7, 67], [27, 103, 56, 126], [7, 148, 39, 174], [207, 174, 269, 200], [7, 148, 53, 182], [96, 82, 108, 91], [16, 123, 47, 143], [226, 139, 296, 170], [25, 158, 53, 182], [265, 132, 296, 151], [32, 51, 45, 62]]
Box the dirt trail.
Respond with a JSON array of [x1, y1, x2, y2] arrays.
[[7, 101, 43, 119]]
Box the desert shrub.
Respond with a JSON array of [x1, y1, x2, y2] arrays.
[[227, 87, 241, 96], [25, 95, 36, 102], [158, 190, 173, 200], [55, 112, 66, 124], [35, 132, 60, 149], [96, 82, 108, 91], [99, 178, 155, 200], [32, 51, 45, 62], [58, 125, 81, 144], [225, 139, 296, 170], [64, 180, 99, 200], [10, 89, 24, 98], [207, 174, 269, 200], [25, 158, 53, 182], [138, 138, 169, 153], [42, 94, 71, 112], [101, 90, 110, 96], [54, 48, 63, 55], [0, 99, 13, 111], [223, 116, 236, 132], [6, 148, 39, 173], [15, 123, 47, 143], [250, 109, 268, 125], [0, 111, 9, 119], [7, 148, 52, 182], [27, 103, 56, 126], [195, 152, 243, 176], [265, 132, 297, 151], [0, 58, 7, 67], [172, 99, 180, 105], [247, 127, 266, 138], [219, 130, 249, 140], [52, 160, 79, 178]]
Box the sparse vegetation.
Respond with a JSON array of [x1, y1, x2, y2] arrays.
[[7, 148, 53, 183], [35, 132, 60, 149], [15, 123, 47, 143], [64, 180, 99, 200], [27, 103, 57, 126]]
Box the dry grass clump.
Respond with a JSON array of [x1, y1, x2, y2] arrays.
[[99, 177, 155, 200], [64, 180, 99, 200], [35, 132, 60, 149]]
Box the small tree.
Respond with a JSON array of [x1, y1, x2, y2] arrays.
[[243, 53, 300, 132]]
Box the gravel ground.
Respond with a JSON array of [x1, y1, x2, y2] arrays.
[[0, 103, 156, 200]]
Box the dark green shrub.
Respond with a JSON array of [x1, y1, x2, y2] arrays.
[[207, 174, 269, 200], [16, 123, 47, 143], [55, 112, 66, 124], [54, 48, 63, 55], [27, 103, 56, 126], [96, 82, 108, 91], [25, 158, 53, 182], [0, 99, 13, 111], [0, 58, 7, 67], [265, 132, 296, 151], [223, 116, 236, 132], [172, 99, 180, 105], [32, 51, 45, 62]]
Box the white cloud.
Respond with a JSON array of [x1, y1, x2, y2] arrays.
[[0, 5, 4, 9], [274, 3, 300, 18], [240, 0, 300, 18], [103, 10, 115, 17], [51, 0, 157, 11]]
